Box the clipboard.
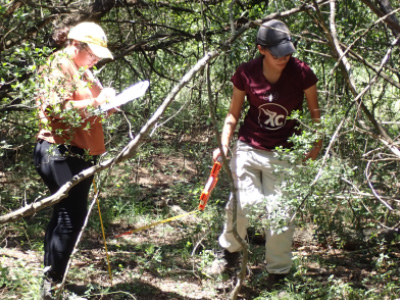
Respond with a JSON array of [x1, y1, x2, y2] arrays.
[[99, 80, 149, 112]]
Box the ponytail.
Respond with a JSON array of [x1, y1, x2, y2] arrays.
[[51, 15, 81, 47]]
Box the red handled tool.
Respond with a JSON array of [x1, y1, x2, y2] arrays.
[[198, 157, 223, 211]]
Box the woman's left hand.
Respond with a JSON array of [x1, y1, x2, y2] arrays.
[[304, 140, 322, 161]]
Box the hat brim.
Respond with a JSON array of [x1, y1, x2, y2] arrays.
[[269, 41, 296, 58], [87, 43, 113, 60]]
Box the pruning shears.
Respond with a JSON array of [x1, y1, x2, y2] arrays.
[[198, 157, 223, 211]]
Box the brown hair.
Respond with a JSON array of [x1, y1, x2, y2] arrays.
[[51, 15, 82, 47]]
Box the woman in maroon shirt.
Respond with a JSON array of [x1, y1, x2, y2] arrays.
[[212, 19, 321, 290]]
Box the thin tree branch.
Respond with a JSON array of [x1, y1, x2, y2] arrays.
[[321, 0, 399, 150], [360, 0, 400, 35], [290, 0, 400, 222], [365, 160, 393, 210], [0, 50, 219, 224]]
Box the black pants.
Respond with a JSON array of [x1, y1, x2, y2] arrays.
[[33, 140, 96, 281]]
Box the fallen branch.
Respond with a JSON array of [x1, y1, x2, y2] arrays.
[[0, 50, 219, 225], [0, 1, 324, 224]]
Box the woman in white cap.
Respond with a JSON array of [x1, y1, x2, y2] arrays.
[[34, 21, 115, 299], [212, 19, 321, 290]]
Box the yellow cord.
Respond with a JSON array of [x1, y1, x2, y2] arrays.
[[93, 176, 201, 284], [92, 179, 113, 285], [114, 210, 199, 238]]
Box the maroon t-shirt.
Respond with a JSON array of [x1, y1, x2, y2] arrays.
[[231, 56, 318, 150]]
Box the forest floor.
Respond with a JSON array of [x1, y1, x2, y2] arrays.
[[1, 143, 400, 300]]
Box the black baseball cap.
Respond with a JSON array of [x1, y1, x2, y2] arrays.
[[256, 19, 296, 58]]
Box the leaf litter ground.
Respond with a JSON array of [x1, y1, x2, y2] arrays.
[[1, 150, 400, 299]]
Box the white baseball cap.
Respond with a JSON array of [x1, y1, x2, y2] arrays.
[[68, 22, 113, 59]]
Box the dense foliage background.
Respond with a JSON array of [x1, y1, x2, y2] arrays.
[[1, 0, 400, 299]]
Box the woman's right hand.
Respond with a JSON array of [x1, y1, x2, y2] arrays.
[[213, 145, 228, 162], [94, 87, 116, 107]]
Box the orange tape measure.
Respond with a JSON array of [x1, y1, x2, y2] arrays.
[[198, 158, 223, 211]]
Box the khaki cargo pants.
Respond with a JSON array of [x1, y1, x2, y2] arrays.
[[218, 140, 295, 274]]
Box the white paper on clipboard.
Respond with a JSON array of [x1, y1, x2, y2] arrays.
[[99, 80, 149, 112]]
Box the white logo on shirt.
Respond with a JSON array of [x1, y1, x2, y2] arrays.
[[263, 92, 279, 102], [258, 103, 288, 130]]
